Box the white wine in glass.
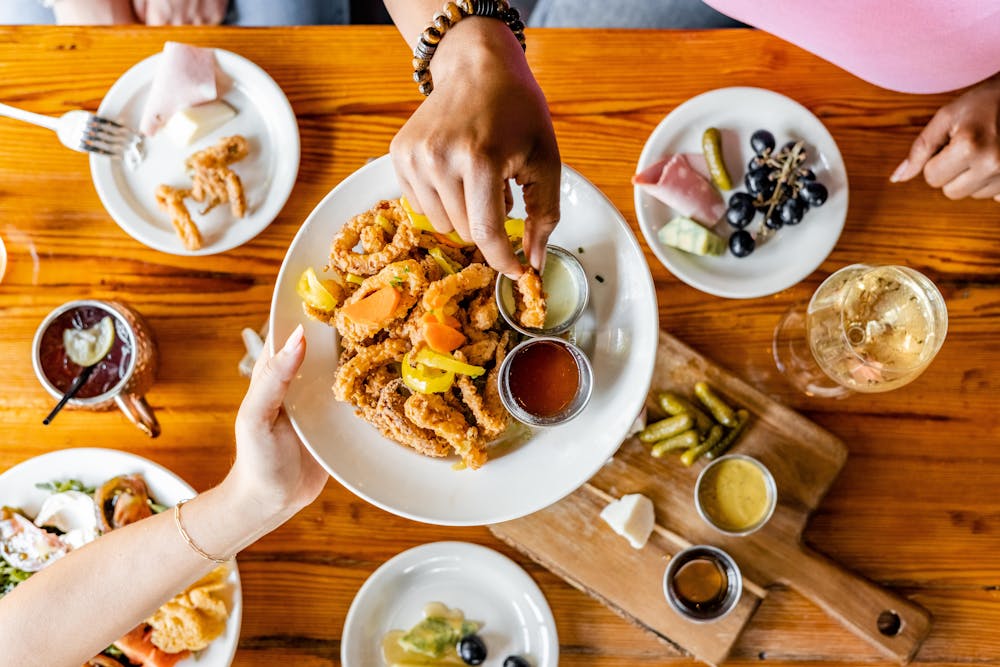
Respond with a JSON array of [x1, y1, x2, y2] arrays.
[[774, 264, 948, 398]]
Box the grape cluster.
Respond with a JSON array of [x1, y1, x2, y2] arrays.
[[725, 129, 828, 258]]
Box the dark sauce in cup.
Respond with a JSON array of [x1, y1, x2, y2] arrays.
[[507, 340, 580, 418], [37, 306, 132, 399]]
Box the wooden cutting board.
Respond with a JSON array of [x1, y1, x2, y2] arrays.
[[491, 330, 931, 666]]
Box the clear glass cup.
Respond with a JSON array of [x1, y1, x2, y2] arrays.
[[773, 264, 948, 398]]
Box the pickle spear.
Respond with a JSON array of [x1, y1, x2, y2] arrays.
[[702, 127, 732, 191]]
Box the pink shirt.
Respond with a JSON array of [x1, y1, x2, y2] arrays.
[[703, 0, 1000, 94]]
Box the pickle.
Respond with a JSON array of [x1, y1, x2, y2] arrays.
[[650, 430, 700, 458], [705, 409, 750, 460], [694, 382, 737, 427], [680, 424, 724, 467], [656, 391, 713, 434], [702, 127, 732, 191], [639, 413, 693, 443]]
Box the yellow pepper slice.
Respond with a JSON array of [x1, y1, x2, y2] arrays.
[[346, 273, 365, 285], [401, 350, 455, 394], [375, 213, 394, 234], [414, 347, 485, 378], [296, 267, 338, 312], [400, 197, 472, 247], [504, 217, 525, 239], [428, 247, 460, 275]]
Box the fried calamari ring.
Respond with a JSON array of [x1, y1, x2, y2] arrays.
[[155, 185, 202, 251], [468, 290, 499, 331], [514, 267, 546, 329], [422, 263, 496, 313], [404, 393, 486, 469], [372, 379, 452, 458], [333, 338, 408, 404], [330, 200, 420, 275]]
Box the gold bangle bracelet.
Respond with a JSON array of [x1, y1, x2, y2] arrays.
[[412, 0, 527, 96], [174, 498, 231, 564]]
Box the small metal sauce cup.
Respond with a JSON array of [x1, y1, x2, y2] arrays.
[[694, 454, 777, 537], [496, 245, 589, 337], [498, 337, 593, 427], [32, 299, 160, 437], [663, 545, 743, 623]]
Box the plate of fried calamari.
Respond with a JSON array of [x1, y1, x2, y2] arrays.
[[0, 448, 241, 666], [91, 45, 299, 255], [270, 156, 658, 525]]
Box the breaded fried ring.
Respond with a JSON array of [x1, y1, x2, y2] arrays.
[[330, 200, 420, 275], [514, 267, 546, 329], [373, 380, 452, 458], [458, 331, 499, 367], [185, 135, 249, 170], [360, 224, 386, 254], [404, 393, 486, 469], [454, 347, 510, 440], [468, 290, 499, 331], [333, 338, 408, 403], [422, 263, 496, 313]]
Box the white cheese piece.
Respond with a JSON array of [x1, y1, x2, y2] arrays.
[[34, 491, 101, 549], [657, 215, 726, 256], [600, 493, 655, 549], [163, 100, 237, 146]]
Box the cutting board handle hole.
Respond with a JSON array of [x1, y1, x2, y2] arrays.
[[877, 610, 902, 636]]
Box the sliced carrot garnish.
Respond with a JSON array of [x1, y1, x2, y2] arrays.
[[423, 321, 467, 353], [421, 311, 461, 329], [341, 286, 401, 324]]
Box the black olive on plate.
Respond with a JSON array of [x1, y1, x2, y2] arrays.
[[800, 181, 828, 207], [726, 192, 756, 228], [459, 634, 487, 665], [750, 129, 775, 155], [729, 230, 755, 257], [504, 657, 532, 667], [745, 167, 774, 198], [779, 197, 805, 225]]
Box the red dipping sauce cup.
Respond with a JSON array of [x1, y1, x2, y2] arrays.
[[498, 337, 593, 427], [32, 299, 160, 437]]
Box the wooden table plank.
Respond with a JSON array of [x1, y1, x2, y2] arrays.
[[0, 26, 997, 666]]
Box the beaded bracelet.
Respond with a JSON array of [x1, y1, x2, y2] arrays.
[[413, 0, 526, 96]]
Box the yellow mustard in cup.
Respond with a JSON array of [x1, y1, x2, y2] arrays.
[[695, 454, 776, 536]]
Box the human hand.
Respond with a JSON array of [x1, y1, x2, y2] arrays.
[[227, 324, 327, 526], [132, 0, 227, 25], [891, 73, 1000, 202], [53, 0, 138, 24], [390, 18, 561, 277]]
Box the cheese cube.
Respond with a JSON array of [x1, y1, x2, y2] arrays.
[[657, 216, 725, 256], [600, 493, 655, 549], [163, 100, 237, 146]]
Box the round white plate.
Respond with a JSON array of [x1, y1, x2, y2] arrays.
[[634, 87, 848, 299], [342, 542, 558, 667], [91, 48, 300, 256], [269, 156, 659, 526], [0, 448, 242, 667]]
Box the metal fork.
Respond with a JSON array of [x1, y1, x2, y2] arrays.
[[0, 102, 141, 158]]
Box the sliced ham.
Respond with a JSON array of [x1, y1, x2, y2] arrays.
[[114, 625, 190, 667], [633, 153, 726, 226], [140, 42, 218, 137]]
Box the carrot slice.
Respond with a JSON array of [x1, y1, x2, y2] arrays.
[[424, 321, 467, 353], [341, 286, 401, 324], [420, 311, 462, 329]]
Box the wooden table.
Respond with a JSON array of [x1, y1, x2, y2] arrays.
[[1, 26, 997, 667]]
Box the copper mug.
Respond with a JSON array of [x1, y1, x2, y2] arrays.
[[32, 299, 160, 437]]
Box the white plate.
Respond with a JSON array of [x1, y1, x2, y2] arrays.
[[269, 155, 659, 526], [342, 542, 558, 667], [634, 87, 848, 299], [91, 48, 300, 256], [0, 448, 242, 667]]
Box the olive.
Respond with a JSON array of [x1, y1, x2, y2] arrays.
[[764, 207, 784, 230], [750, 129, 775, 155], [729, 230, 755, 257], [503, 657, 532, 667], [800, 182, 828, 207], [726, 192, 755, 228], [458, 634, 487, 665], [779, 197, 805, 225], [745, 167, 774, 198], [798, 168, 816, 181]]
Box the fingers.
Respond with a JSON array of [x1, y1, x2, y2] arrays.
[[971, 176, 1000, 200], [891, 108, 954, 183], [924, 144, 971, 190], [434, 178, 471, 242], [941, 168, 983, 200], [519, 150, 562, 271], [465, 167, 522, 278], [391, 144, 456, 235], [241, 325, 306, 427]]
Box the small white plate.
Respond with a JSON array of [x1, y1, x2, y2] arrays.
[[634, 87, 848, 299], [91, 48, 300, 256], [342, 542, 558, 667], [269, 155, 659, 526], [0, 448, 242, 667]]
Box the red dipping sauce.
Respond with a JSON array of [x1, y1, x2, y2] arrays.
[[38, 306, 133, 399], [507, 340, 580, 418]]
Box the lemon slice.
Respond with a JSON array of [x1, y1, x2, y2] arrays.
[[63, 316, 116, 367]]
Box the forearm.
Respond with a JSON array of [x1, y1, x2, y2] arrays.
[[53, 0, 136, 24], [0, 475, 275, 667]]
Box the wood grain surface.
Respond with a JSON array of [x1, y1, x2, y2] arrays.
[[0, 26, 998, 667]]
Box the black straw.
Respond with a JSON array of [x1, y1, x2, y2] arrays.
[[42, 365, 96, 425]]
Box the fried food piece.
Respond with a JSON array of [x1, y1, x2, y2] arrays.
[[360, 224, 386, 254], [330, 200, 421, 275], [334, 260, 426, 344], [458, 330, 499, 367], [185, 135, 249, 170], [372, 379, 452, 457], [468, 290, 499, 330], [455, 346, 510, 440], [404, 393, 486, 469], [514, 267, 546, 329], [147, 566, 229, 653], [422, 263, 496, 313], [333, 337, 408, 403], [155, 185, 202, 251], [190, 166, 246, 218]]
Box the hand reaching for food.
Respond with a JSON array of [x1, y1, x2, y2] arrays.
[[388, 14, 561, 278], [132, 0, 227, 25], [891, 73, 1000, 202]]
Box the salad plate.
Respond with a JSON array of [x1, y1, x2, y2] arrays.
[[269, 155, 659, 526], [0, 448, 242, 667], [342, 542, 558, 667], [635, 87, 848, 299]]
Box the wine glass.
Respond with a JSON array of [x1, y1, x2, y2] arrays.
[[773, 264, 948, 398]]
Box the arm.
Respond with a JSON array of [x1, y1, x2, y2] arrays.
[[52, 0, 137, 24], [0, 325, 327, 667], [384, 0, 561, 277], [891, 72, 1000, 202]]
